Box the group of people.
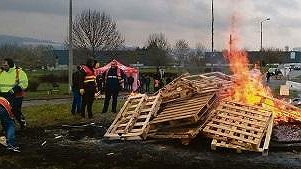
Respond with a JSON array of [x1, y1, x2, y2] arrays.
[[71, 59, 175, 119], [0, 58, 28, 153], [71, 59, 126, 118]]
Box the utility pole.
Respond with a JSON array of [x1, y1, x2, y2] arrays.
[[260, 18, 270, 51], [68, 0, 73, 93], [211, 0, 214, 72], [229, 34, 232, 53]]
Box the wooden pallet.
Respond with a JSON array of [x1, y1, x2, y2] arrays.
[[160, 79, 197, 103], [162, 72, 190, 87], [184, 72, 234, 97], [104, 94, 162, 140], [203, 101, 273, 150], [147, 110, 216, 145], [147, 124, 202, 145], [210, 114, 274, 155], [150, 93, 217, 128]]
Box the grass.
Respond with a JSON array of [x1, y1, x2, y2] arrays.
[[26, 83, 70, 99], [23, 99, 125, 128]]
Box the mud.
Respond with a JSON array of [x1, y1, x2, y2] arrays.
[[0, 121, 301, 169]]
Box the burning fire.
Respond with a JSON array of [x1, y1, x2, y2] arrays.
[[224, 16, 272, 106], [223, 15, 300, 123]]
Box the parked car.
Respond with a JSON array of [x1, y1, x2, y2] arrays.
[[293, 66, 301, 70], [290, 98, 301, 106], [268, 68, 282, 76]]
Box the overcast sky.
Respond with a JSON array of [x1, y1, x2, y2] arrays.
[[1, 0, 301, 51]]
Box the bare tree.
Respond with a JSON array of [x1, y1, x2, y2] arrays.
[[72, 9, 124, 57], [146, 33, 171, 67], [147, 33, 169, 50], [195, 42, 206, 59], [173, 39, 189, 66]]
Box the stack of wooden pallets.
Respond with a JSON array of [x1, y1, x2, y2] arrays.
[[203, 101, 274, 155], [148, 92, 217, 145], [104, 72, 301, 155]]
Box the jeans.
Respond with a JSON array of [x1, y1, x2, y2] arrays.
[[0, 106, 16, 147], [71, 89, 82, 114]]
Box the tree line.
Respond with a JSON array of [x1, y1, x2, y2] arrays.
[[0, 9, 290, 72]]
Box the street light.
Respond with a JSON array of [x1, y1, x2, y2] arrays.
[[211, 0, 214, 71], [260, 17, 270, 51], [68, 0, 73, 93]]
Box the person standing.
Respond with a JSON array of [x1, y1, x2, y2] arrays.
[[79, 59, 97, 118], [0, 58, 28, 130], [96, 72, 104, 95], [266, 71, 271, 83], [145, 76, 151, 93], [102, 60, 125, 113], [127, 75, 134, 92], [153, 76, 160, 92], [166, 76, 172, 85], [140, 74, 146, 93], [0, 91, 20, 152], [71, 66, 82, 115]]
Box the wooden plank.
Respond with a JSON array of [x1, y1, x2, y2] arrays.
[[204, 124, 261, 141], [216, 113, 266, 127], [211, 139, 256, 153], [211, 118, 263, 132], [262, 115, 274, 156], [216, 108, 270, 122], [123, 95, 146, 133], [147, 123, 202, 145], [222, 101, 271, 117]]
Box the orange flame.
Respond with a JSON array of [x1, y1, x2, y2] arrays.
[[224, 16, 272, 105]]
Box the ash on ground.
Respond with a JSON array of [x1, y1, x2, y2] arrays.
[[272, 122, 301, 143]]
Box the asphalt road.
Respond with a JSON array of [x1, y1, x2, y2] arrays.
[[23, 98, 72, 107]]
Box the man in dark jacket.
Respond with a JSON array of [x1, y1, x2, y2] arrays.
[[79, 59, 97, 118], [102, 60, 125, 113]]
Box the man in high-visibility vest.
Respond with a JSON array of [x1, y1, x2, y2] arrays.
[[0, 58, 28, 130], [102, 60, 125, 113], [79, 59, 97, 118]]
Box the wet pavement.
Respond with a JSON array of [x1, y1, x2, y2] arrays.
[[23, 98, 72, 107]]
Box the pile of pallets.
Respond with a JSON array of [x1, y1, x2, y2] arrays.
[[148, 92, 217, 145], [104, 72, 301, 156], [104, 72, 223, 143]]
